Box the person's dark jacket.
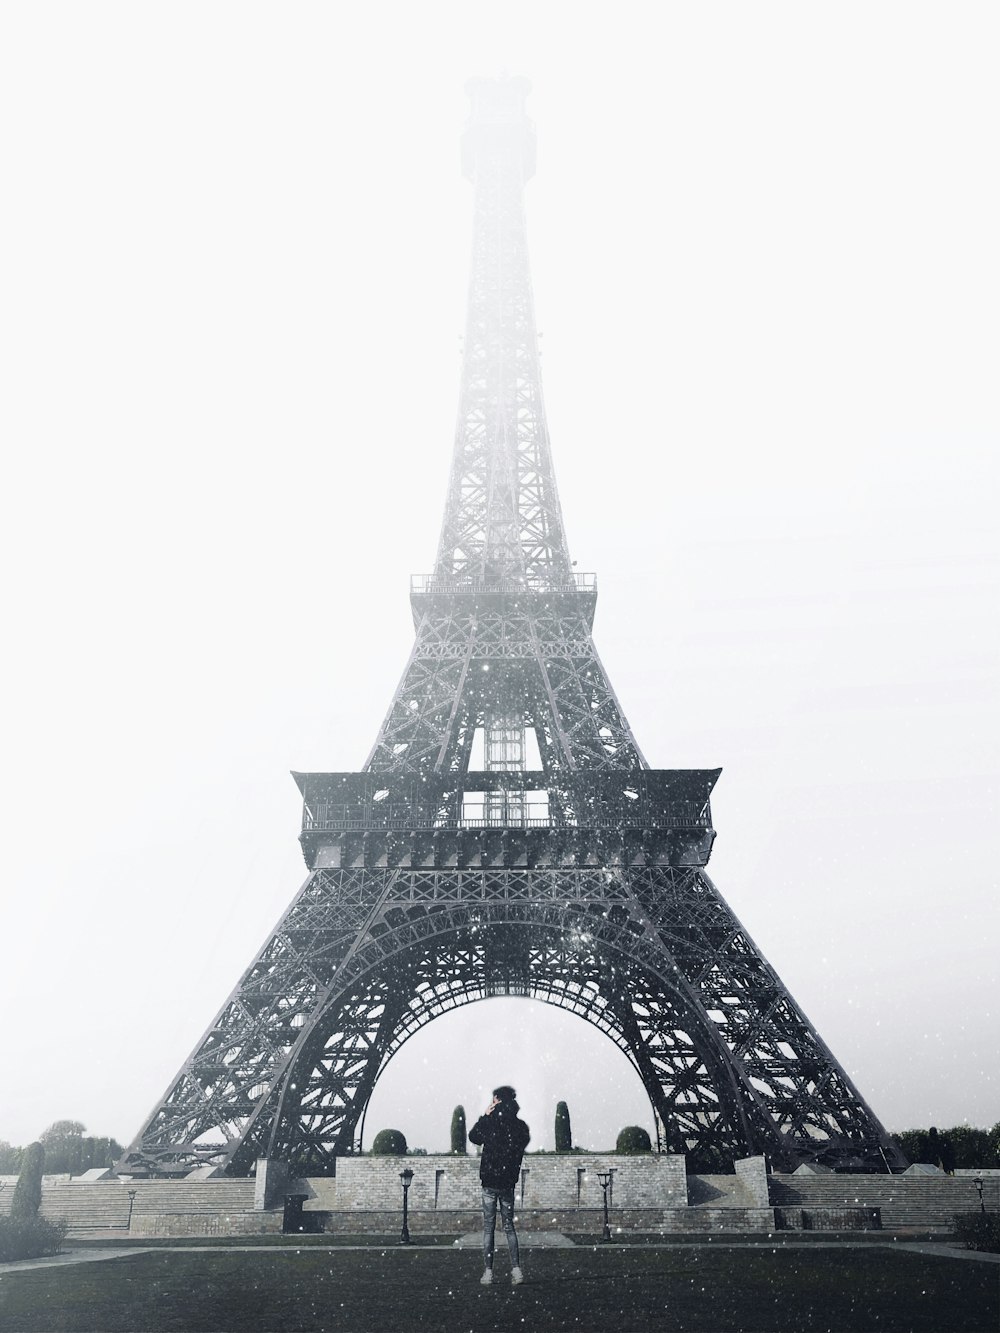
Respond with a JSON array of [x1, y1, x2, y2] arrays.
[[469, 1100, 531, 1190]]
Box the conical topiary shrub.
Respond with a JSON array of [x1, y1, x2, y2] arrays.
[[450, 1105, 467, 1155], [11, 1142, 44, 1219], [555, 1101, 572, 1153]]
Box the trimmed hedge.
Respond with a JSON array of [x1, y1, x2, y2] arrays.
[[370, 1129, 407, 1156], [953, 1212, 1000, 1253], [0, 1216, 68, 1263], [615, 1125, 652, 1155]]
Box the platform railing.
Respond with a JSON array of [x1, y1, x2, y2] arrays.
[[410, 571, 596, 596], [302, 799, 710, 833]]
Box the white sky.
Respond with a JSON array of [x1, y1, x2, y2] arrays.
[[1, 2, 997, 1157]]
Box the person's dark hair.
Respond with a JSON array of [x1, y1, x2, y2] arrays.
[[493, 1085, 517, 1104]]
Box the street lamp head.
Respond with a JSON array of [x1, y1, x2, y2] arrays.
[[400, 1168, 414, 1185], [597, 1170, 611, 1189]]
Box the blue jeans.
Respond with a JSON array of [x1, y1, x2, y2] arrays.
[[481, 1185, 520, 1269]]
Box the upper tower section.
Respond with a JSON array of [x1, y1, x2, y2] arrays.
[[461, 75, 536, 182], [430, 77, 574, 592]]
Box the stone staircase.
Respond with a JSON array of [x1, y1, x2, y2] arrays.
[[770, 1172, 999, 1230], [1, 1177, 260, 1237]]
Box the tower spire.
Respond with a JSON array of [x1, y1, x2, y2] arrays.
[[369, 75, 642, 779], [436, 75, 571, 586]]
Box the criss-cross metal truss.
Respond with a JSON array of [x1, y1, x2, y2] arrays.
[[120, 77, 905, 1178]]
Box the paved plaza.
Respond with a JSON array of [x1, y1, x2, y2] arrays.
[[0, 1236, 996, 1332]]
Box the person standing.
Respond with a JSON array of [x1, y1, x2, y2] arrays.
[[468, 1085, 530, 1286]]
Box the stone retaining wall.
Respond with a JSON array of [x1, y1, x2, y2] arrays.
[[775, 1207, 881, 1231], [659, 1208, 776, 1234], [317, 1207, 677, 1235], [9, 1157, 989, 1238], [295, 1154, 687, 1213], [131, 1211, 283, 1238]]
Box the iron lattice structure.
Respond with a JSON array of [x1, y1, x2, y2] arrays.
[[121, 78, 905, 1177]]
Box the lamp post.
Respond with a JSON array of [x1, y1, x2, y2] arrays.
[[126, 1189, 138, 1231], [399, 1168, 414, 1244], [973, 1176, 985, 1215], [596, 1170, 612, 1243]]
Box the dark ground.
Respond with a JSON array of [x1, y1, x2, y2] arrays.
[[0, 1243, 996, 1333]]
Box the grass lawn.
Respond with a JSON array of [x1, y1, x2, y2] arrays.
[[0, 1245, 996, 1333]]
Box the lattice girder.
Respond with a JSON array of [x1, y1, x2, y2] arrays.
[[367, 598, 643, 777]]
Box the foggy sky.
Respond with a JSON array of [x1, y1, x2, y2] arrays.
[[1, 2, 997, 1157]]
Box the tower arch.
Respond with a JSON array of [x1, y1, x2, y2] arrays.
[[212, 901, 835, 1174]]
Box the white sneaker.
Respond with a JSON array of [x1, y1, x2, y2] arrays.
[[480, 1269, 493, 1285], [511, 1266, 524, 1285]]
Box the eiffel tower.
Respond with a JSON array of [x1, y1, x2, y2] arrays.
[[121, 77, 905, 1178]]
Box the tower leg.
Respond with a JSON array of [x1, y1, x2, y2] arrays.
[[600, 970, 690, 1157]]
